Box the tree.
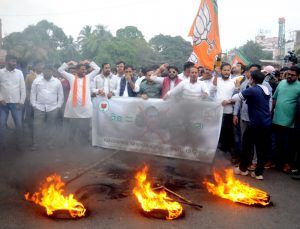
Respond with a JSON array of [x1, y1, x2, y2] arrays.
[[149, 34, 192, 70], [238, 40, 272, 64], [77, 25, 113, 60], [3, 20, 79, 68], [116, 26, 144, 40]]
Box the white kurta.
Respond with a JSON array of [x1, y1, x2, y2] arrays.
[[58, 62, 100, 118], [167, 80, 209, 99]]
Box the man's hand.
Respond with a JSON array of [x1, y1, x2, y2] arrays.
[[67, 61, 77, 66], [141, 94, 148, 100], [162, 94, 168, 100], [221, 100, 231, 106], [125, 74, 132, 81], [0, 100, 6, 106], [107, 92, 113, 99], [98, 89, 105, 96], [234, 79, 240, 90], [233, 115, 239, 126], [159, 63, 169, 72]]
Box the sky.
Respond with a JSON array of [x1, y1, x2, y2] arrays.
[[0, 0, 299, 51]]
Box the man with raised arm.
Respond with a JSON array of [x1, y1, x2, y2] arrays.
[[58, 60, 100, 143]]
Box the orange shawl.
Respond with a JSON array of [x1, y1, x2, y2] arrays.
[[72, 76, 87, 107]]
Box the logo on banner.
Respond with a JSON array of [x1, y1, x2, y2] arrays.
[[99, 100, 109, 112]]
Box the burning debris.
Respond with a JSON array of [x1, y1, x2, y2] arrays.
[[203, 169, 271, 207], [133, 165, 183, 220], [24, 174, 86, 218]]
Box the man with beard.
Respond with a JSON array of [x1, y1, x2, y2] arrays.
[[163, 66, 209, 100], [92, 63, 119, 99], [272, 66, 300, 173], [58, 60, 100, 144], [150, 64, 182, 98], [0, 55, 26, 151], [211, 62, 239, 163], [139, 68, 162, 99], [199, 68, 215, 99]]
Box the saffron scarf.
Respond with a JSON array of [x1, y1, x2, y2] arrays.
[[72, 76, 87, 107]]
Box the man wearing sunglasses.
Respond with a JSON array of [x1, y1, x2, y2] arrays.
[[163, 66, 209, 100], [272, 66, 300, 173], [150, 64, 182, 98]]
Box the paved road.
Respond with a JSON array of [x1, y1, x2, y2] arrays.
[[0, 145, 300, 229]]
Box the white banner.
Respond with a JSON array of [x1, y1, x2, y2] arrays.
[[92, 97, 223, 163]]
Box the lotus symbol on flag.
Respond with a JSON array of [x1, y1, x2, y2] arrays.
[[193, 2, 215, 54], [188, 51, 199, 65]]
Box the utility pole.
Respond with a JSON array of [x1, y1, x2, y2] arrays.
[[278, 17, 286, 65]]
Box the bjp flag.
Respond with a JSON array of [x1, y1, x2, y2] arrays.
[[188, 0, 221, 70], [231, 52, 250, 66]]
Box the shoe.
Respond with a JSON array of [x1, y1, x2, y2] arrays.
[[250, 171, 264, 180], [248, 163, 257, 171], [233, 166, 249, 176]]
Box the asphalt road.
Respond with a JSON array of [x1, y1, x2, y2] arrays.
[[0, 143, 300, 229]]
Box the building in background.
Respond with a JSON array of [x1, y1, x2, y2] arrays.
[[255, 34, 278, 60], [285, 30, 300, 55]]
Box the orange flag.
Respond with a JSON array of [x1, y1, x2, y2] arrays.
[[230, 52, 250, 66], [188, 0, 221, 70]]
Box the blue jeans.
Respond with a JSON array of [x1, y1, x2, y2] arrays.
[[0, 103, 23, 147]]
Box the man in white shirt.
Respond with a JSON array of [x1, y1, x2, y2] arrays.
[[164, 66, 209, 100], [211, 62, 239, 161], [30, 67, 64, 149], [133, 67, 146, 94], [0, 55, 26, 151], [116, 65, 137, 97], [199, 68, 215, 99], [92, 63, 119, 99], [115, 61, 125, 81], [58, 60, 100, 144], [178, 61, 194, 81]]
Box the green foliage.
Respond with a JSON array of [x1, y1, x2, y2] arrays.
[[3, 20, 80, 67], [149, 34, 192, 70], [237, 40, 273, 64], [3, 20, 193, 71]]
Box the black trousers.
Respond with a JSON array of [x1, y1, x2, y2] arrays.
[[219, 114, 234, 155], [239, 125, 271, 176], [273, 124, 296, 168]]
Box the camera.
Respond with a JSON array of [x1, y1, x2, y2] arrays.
[[284, 50, 298, 64]]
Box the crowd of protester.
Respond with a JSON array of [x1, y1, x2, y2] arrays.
[[0, 54, 299, 180]]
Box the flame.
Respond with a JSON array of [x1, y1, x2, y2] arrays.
[[203, 169, 270, 206], [133, 165, 183, 220], [25, 174, 86, 218]]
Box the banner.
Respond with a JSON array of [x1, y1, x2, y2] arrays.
[[92, 97, 223, 163]]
